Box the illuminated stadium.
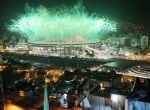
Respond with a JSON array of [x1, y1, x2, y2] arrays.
[[8, 3, 117, 58]]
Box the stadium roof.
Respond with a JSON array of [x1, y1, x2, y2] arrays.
[[103, 59, 150, 68]]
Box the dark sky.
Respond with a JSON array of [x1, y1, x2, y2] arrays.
[[0, 0, 150, 28]]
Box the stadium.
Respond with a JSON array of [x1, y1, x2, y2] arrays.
[[8, 5, 117, 59], [27, 41, 102, 58]]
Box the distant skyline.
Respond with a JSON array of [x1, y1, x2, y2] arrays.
[[0, 0, 150, 28]]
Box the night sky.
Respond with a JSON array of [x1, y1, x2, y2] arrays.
[[0, 0, 150, 28]]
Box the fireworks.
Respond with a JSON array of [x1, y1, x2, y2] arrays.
[[8, 3, 117, 43]]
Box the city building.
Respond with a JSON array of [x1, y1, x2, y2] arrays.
[[141, 36, 149, 49], [0, 40, 3, 50], [121, 37, 131, 47], [0, 75, 3, 93]]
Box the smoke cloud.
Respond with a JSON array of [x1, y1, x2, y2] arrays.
[[8, 3, 117, 43]]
